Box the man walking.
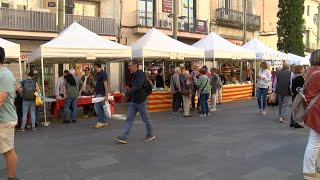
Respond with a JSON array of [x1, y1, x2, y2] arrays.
[[114, 59, 155, 144], [171, 67, 182, 115], [93, 62, 109, 129], [0, 47, 19, 180], [273, 62, 292, 123]]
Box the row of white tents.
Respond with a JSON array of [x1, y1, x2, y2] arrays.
[[0, 22, 313, 123]]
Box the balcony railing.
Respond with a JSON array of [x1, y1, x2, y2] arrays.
[[216, 8, 261, 30], [133, 10, 208, 34], [0, 8, 116, 36]]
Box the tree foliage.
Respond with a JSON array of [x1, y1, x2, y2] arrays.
[[277, 0, 305, 56]]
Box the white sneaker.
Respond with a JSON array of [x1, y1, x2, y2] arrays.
[[210, 108, 216, 112], [256, 110, 262, 115], [261, 110, 267, 115], [279, 117, 286, 123]]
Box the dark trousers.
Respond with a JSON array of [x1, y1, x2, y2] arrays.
[[172, 92, 182, 112]]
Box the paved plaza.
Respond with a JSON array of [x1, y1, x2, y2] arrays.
[[0, 99, 309, 180]]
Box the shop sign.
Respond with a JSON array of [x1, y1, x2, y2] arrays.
[[162, 0, 172, 13], [226, 39, 242, 46], [20, 53, 29, 61]]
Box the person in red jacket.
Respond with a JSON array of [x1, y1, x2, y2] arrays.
[[303, 49, 320, 179]]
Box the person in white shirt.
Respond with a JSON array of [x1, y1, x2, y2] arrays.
[[55, 70, 68, 98], [256, 62, 271, 115]]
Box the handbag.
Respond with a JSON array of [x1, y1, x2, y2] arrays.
[[34, 83, 44, 106], [103, 100, 112, 118], [200, 78, 209, 94]]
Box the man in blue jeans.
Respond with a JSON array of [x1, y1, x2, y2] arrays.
[[114, 59, 155, 144], [93, 62, 109, 129]]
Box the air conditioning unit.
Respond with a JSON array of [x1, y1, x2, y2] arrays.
[[178, 22, 185, 30], [159, 19, 170, 29]]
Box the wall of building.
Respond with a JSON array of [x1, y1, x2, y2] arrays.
[[304, 0, 318, 50]]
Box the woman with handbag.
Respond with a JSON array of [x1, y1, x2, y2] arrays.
[[290, 65, 305, 128], [194, 68, 211, 117], [181, 70, 192, 117], [303, 50, 320, 179]]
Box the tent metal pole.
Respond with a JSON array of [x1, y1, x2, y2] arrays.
[[213, 57, 215, 68], [41, 57, 49, 126], [162, 60, 165, 84], [18, 58, 22, 81], [240, 61, 243, 82], [142, 57, 145, 72]]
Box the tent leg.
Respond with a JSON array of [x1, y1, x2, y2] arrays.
[[18, 58, 22, 81], [203, 58, 206, 65], [41, 58, 49, 127], [254, 59, 257, 97], [162, 60, 165, 85], [240, 61, 243, 82], [213, 58, 215, 68], [142, 57, 145, 72]]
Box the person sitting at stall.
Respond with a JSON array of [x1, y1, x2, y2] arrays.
[[55, 70, 69, 98], [194, 68, 211, 117], [245, 68, 254, 82], [155, 68, 165, 88], [19, 72, 37, 131], [165, 65, 175, 87], [171, 67, 182, 115], [80, 67, 95, 118], [63, 69, 84, 123], [181, 70, 193, 117]]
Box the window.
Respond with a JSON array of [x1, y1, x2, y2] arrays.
[[182, 0, 196, 31], [139, 0, 154, 27], [74, 1, 99, 17], [307, 5, 310, 16], [247, 0, 253, 14]]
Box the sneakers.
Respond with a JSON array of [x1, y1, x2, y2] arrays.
[[256, 110, 262, 115], [210, 108, 216, 112], [199, 114, 207, 117], [83, 115, 89, 118], [261, 110, 267, 115], [114, 136, 127, 144], [207, 113, 210, 116], [145, 135, 156, 142], [304, 172, 320, 180], [94, 122, 109, 129], [172, 112, 181, 115], [183, 114, 192, 117], [18, 128, 25, 132], [31, 128, 37, 131], [279, 117, 286, 123]]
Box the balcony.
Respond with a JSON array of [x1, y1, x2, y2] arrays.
[[133, 10, 208, 34], [0, 8, 116, 36], [215, 8, 261, 31]]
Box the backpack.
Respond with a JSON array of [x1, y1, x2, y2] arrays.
[[292, 71, 320, 123], [23, 80, 36, 100], [144, 74, 153, 96]]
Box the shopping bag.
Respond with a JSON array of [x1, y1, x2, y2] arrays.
[[34, 83, 44, 106], [268, 92, 277, 105], [103, 100, 112, 119]]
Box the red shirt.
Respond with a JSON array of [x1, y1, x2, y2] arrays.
[[305, 67, 320, 134]]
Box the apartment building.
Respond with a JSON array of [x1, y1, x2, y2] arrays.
[[210, 0, 261, 46], [0, 0, 122, 93], [257, 0, 318, 53], [119, 0, 210, 46]]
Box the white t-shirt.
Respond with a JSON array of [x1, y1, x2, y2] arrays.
[[258, 69, 271, 89]]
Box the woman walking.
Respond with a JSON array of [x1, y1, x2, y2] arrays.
[[290, 65, 305, 128], [181, 70, 192, 117], [303, 50, 320, 179], [194, 68, 211, 117], [256, 62, 271, 115]]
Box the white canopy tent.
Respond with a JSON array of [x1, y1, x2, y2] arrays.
[[131, 28, 204, 61], [28, 22, 132, 125], [305, 54, 311, 66], [0, 38, 22, 80], [243, 38, 288, 61], [192, 32, 256, 60], [288, 53, 310, 66]]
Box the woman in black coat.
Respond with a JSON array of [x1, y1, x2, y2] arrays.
[[290, 65, 305, 128]]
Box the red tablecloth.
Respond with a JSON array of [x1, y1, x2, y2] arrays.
[[50, 97, 115, 117]]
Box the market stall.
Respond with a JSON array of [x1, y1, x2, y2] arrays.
[[288, 53, 310, 66], [0, 38, 22, 81], [27, 22, 132, 125], [130, 28, 205, 112], [193, 32, 257, 100]]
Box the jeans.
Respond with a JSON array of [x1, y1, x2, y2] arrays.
[[303, 129, 320, 173], [21, 100, 36, 129], [94, 94, 108, 123], [182, 95, 191, 115], [278, 95, 291, 118], [200, 93, 209, 114], [256, 88, 268, 110], [211, 93, 217, 109], [64, 97, 77, 122], [121, 100, 154, 140], [216, 88, 223, 103], [172, 92, 182, 112]]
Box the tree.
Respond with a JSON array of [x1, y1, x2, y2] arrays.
[[277, 0, 305, 56]]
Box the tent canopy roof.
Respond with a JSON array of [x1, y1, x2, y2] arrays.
[[28, 22, 131, 64], [288, 53, 309, 65], [243, 38, 287, 60], [0, 38, 20, 62], [192, 32, 256, 60], [131, 28, 204, 59]]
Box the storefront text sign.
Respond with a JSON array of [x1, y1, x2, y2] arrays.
[[162, 0, 172, 13]]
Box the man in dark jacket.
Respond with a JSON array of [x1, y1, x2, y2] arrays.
[[114, 59, 155, 144], [273, 62, 292, 123]]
